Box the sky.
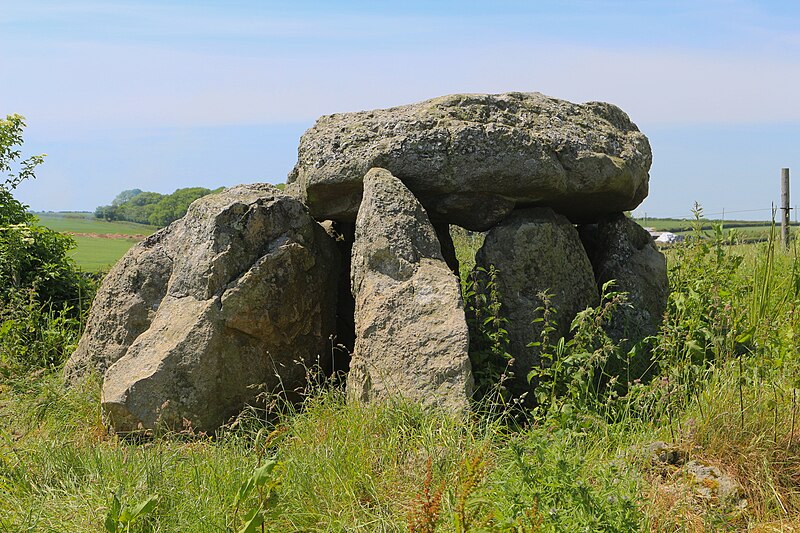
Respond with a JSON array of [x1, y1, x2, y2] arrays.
[[2, 0, 800, 220]]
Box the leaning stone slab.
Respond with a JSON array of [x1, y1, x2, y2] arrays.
[[289, 92, 651, 230], [473, 207, 599, 404], [65, 184, 339, 434], [348, 167, 473, 412]]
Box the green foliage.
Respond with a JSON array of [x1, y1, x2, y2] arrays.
[[489, 431, 642, 531], [111, 189, 144, 206], [104, 491, 159, 533], [652, 204, 748, 411], [0, 115, 94, 373], [451, 225, 484, 283], [527, 281, 633, 419], [233, 458, 281, 533], [95, 186, 224, 227], [231, 427, 283, 532], [0, 114, 45, 194], [0, 289, 81, 373], [95, 190, 163, 223], [0, 219, 79, 304], [464, 265, 513, 406], [147, 187, 212, 226], [0, 115, 90, 312]]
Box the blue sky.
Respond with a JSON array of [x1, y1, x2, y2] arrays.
[[2, 1, 800, 219]]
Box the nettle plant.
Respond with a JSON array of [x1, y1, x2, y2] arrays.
[[463, 265, 513, 408], [527, 281, 634, 421], [465, 264, 639, 421]]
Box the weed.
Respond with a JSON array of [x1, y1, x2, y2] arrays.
[[104, 490, 159, 533], [453, 448, 488, 533], [407, 457, 445, 533], [464, 265, 514, 410]]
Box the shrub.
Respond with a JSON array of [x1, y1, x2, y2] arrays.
[[0, 114, 94, 371]]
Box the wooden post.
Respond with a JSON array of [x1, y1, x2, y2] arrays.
[[781, 168, 790, 248]]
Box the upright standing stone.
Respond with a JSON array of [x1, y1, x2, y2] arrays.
[[348, 167, 473, 412], [578, 213, 668, 379], [474, 207, 599, 404]]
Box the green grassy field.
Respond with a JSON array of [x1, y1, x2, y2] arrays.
[[35, 212, 158, 236], [34, 212, 158, 272], [68, 235, 143, 272], [636, 216, 796, 232]]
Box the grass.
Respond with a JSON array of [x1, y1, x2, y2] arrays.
[[69, 236, 142, 272], [0, 374, 645, 532], [34, 212, 157, 272], [34, 212, 158, 236], [2, 217, 800, 530], [0, 374, 253, 532]]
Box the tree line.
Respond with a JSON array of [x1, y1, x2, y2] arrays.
[[94, 186, 223, 227]]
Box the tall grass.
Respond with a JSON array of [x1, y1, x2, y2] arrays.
[[1, 216, 799, 530]]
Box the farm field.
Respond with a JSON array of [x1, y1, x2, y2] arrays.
[[68, 235, 143, 272], [634, 218, 795, 233], [35, 212, 158, 236], [34, 212, 158, 271], [634, 218, 800, 243]]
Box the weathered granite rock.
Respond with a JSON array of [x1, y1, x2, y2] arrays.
[[65, 184, 339, 433], [348, 168, 473, 411], [578, 213, 668, 378], [64, 235, 173, 382], [288, 92, 651, 230], [473, 207, 599, 404], [685, 460, 745, 505]]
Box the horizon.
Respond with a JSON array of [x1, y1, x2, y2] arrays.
[[3, 1, 799, 220]]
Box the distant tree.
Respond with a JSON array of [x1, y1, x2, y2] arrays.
[[112, 189, 143, 206], [129, 191, 162, 206], [94, 204, 117, 221], [95, 186, 218, 227], [148, 187, 211, 227]]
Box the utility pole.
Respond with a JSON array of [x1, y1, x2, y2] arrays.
[[781, 168, 790, 248]]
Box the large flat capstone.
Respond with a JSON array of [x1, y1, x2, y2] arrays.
[[288, 92, 651, 230]]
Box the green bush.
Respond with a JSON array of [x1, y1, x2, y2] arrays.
[[0, 289, 81, 372], [0, 114, 93, 371]]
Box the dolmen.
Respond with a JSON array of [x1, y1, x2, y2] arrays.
[[64, 92, 668, 434]]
